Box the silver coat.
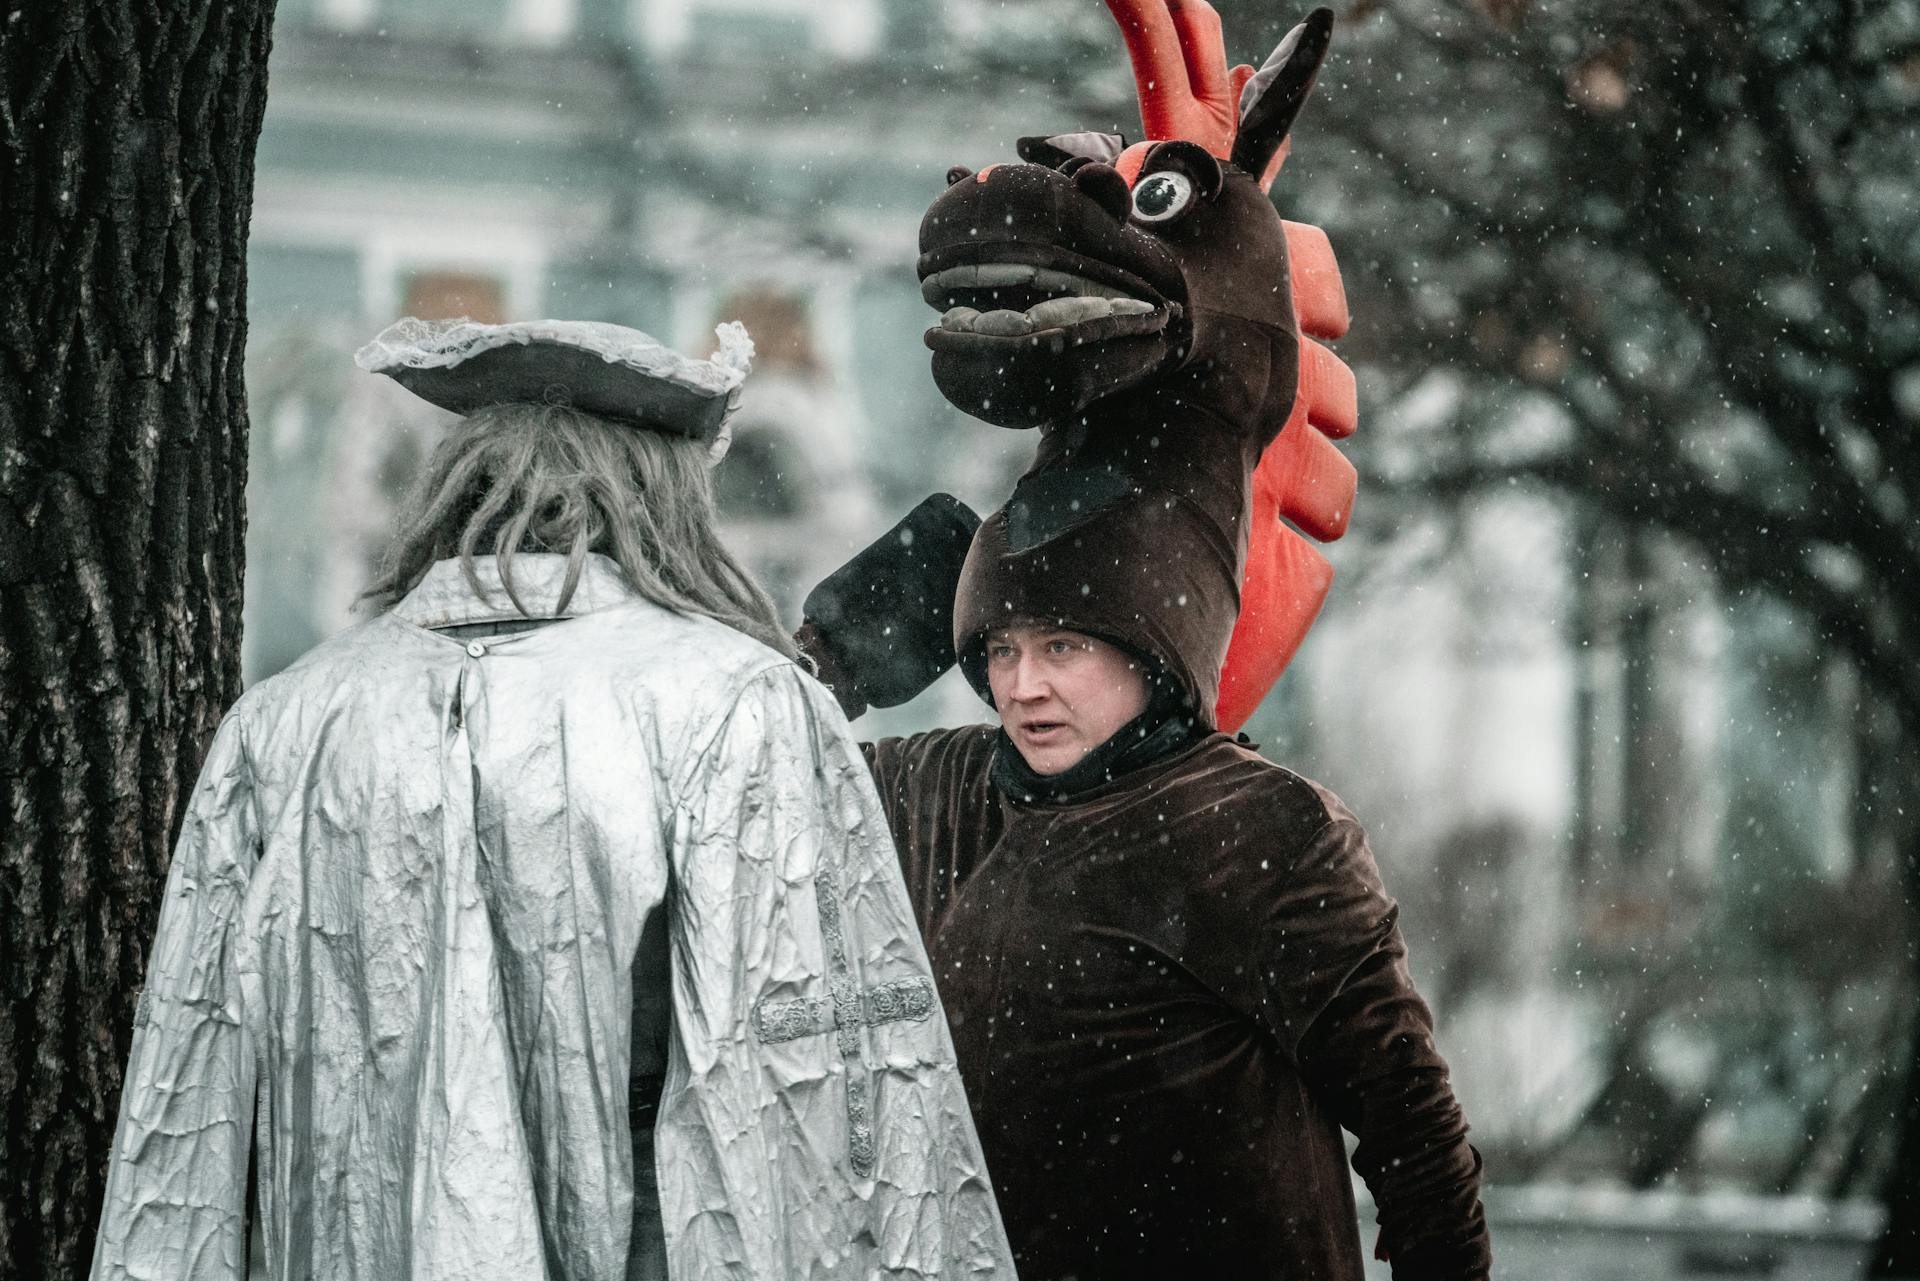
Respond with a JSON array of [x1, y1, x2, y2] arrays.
[[90, 554, 1013, 1281]]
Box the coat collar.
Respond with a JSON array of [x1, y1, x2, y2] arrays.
[[392, 553, 637, 631]]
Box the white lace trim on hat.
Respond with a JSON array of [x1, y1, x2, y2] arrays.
[[353, 317, 755, 398]]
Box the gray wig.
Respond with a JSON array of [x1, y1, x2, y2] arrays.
[[361, 402, 797, 660]]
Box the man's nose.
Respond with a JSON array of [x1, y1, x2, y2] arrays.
[[1007, 655, 1050, 702]]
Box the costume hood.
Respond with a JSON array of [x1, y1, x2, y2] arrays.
[[941, 4, 1358, 731], [953, 437, 1243, 721]]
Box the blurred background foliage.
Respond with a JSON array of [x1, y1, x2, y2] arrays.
[[238, 0, 1919, 1268]]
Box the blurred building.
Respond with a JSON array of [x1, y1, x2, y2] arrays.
[[242, 0, 1066, 733]]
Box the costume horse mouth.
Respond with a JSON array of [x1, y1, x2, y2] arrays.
[[917, 243, 1180, 353], [914, 191, 1188, 426]]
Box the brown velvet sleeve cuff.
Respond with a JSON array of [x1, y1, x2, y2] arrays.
[[794, 620, 869, 721]]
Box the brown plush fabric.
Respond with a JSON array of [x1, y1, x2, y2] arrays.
[[862, 726, 1492, 1281], [793, 620, 868, 720], [802, 493, 981, 711]]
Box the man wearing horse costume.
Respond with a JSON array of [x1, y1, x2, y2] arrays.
[[799, 4, 1493, 1277]]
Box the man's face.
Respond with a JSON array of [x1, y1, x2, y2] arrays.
[[985, 625, 1151, 776]]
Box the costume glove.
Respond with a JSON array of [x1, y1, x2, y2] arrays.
[[798, 493, 981, 719]]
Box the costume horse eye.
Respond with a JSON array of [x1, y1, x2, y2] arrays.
[[1131, 171, 1194, 223]]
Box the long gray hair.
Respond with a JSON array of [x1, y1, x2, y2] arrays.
[[361, 402, 796, 659]]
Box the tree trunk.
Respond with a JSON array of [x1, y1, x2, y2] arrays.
[[1872, 823, 1920, 1276], [1873, 1032, 1920, 1274], [1567, 506, 1599, 881], [0, 3, 275, 1276]]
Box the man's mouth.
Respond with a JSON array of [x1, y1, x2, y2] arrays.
[[1018, 721, 1067, 741]]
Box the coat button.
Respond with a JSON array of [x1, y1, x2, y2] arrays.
[[466, 642, 486, 657]]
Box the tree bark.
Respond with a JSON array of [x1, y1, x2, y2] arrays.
[[1872, 827, 1920, 1277], [0, 2, 275, 1276]]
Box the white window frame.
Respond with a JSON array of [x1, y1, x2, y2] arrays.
[[364, 236, 546, 328], [641, 0, 883, 60], [510, 0, 577, 44], [317, 0, 376, 31], [316, 0, 576, 43]]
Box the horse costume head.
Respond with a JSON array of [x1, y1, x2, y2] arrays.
[[926, 2, 1361, 732]]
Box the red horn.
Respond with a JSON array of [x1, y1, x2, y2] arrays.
[[1101, 0, 1250, 159]]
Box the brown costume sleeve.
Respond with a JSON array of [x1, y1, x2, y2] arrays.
[[850, 729, 1003, 945], [794, 620, 869, 721], [1262, 815, 1492, 1280]]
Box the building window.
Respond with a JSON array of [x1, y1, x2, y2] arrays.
[[712, 288, 822, 375], [714, 431, 802, 519], [402, 270, 506, 324]]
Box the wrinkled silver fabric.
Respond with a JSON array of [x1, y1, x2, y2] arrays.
[[90, 554, 1014, 1281]]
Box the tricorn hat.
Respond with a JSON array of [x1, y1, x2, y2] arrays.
[[354, 317, 755, 460]]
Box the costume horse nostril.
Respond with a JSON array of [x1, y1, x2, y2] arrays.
[[1072, 162, 1133, 223]]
